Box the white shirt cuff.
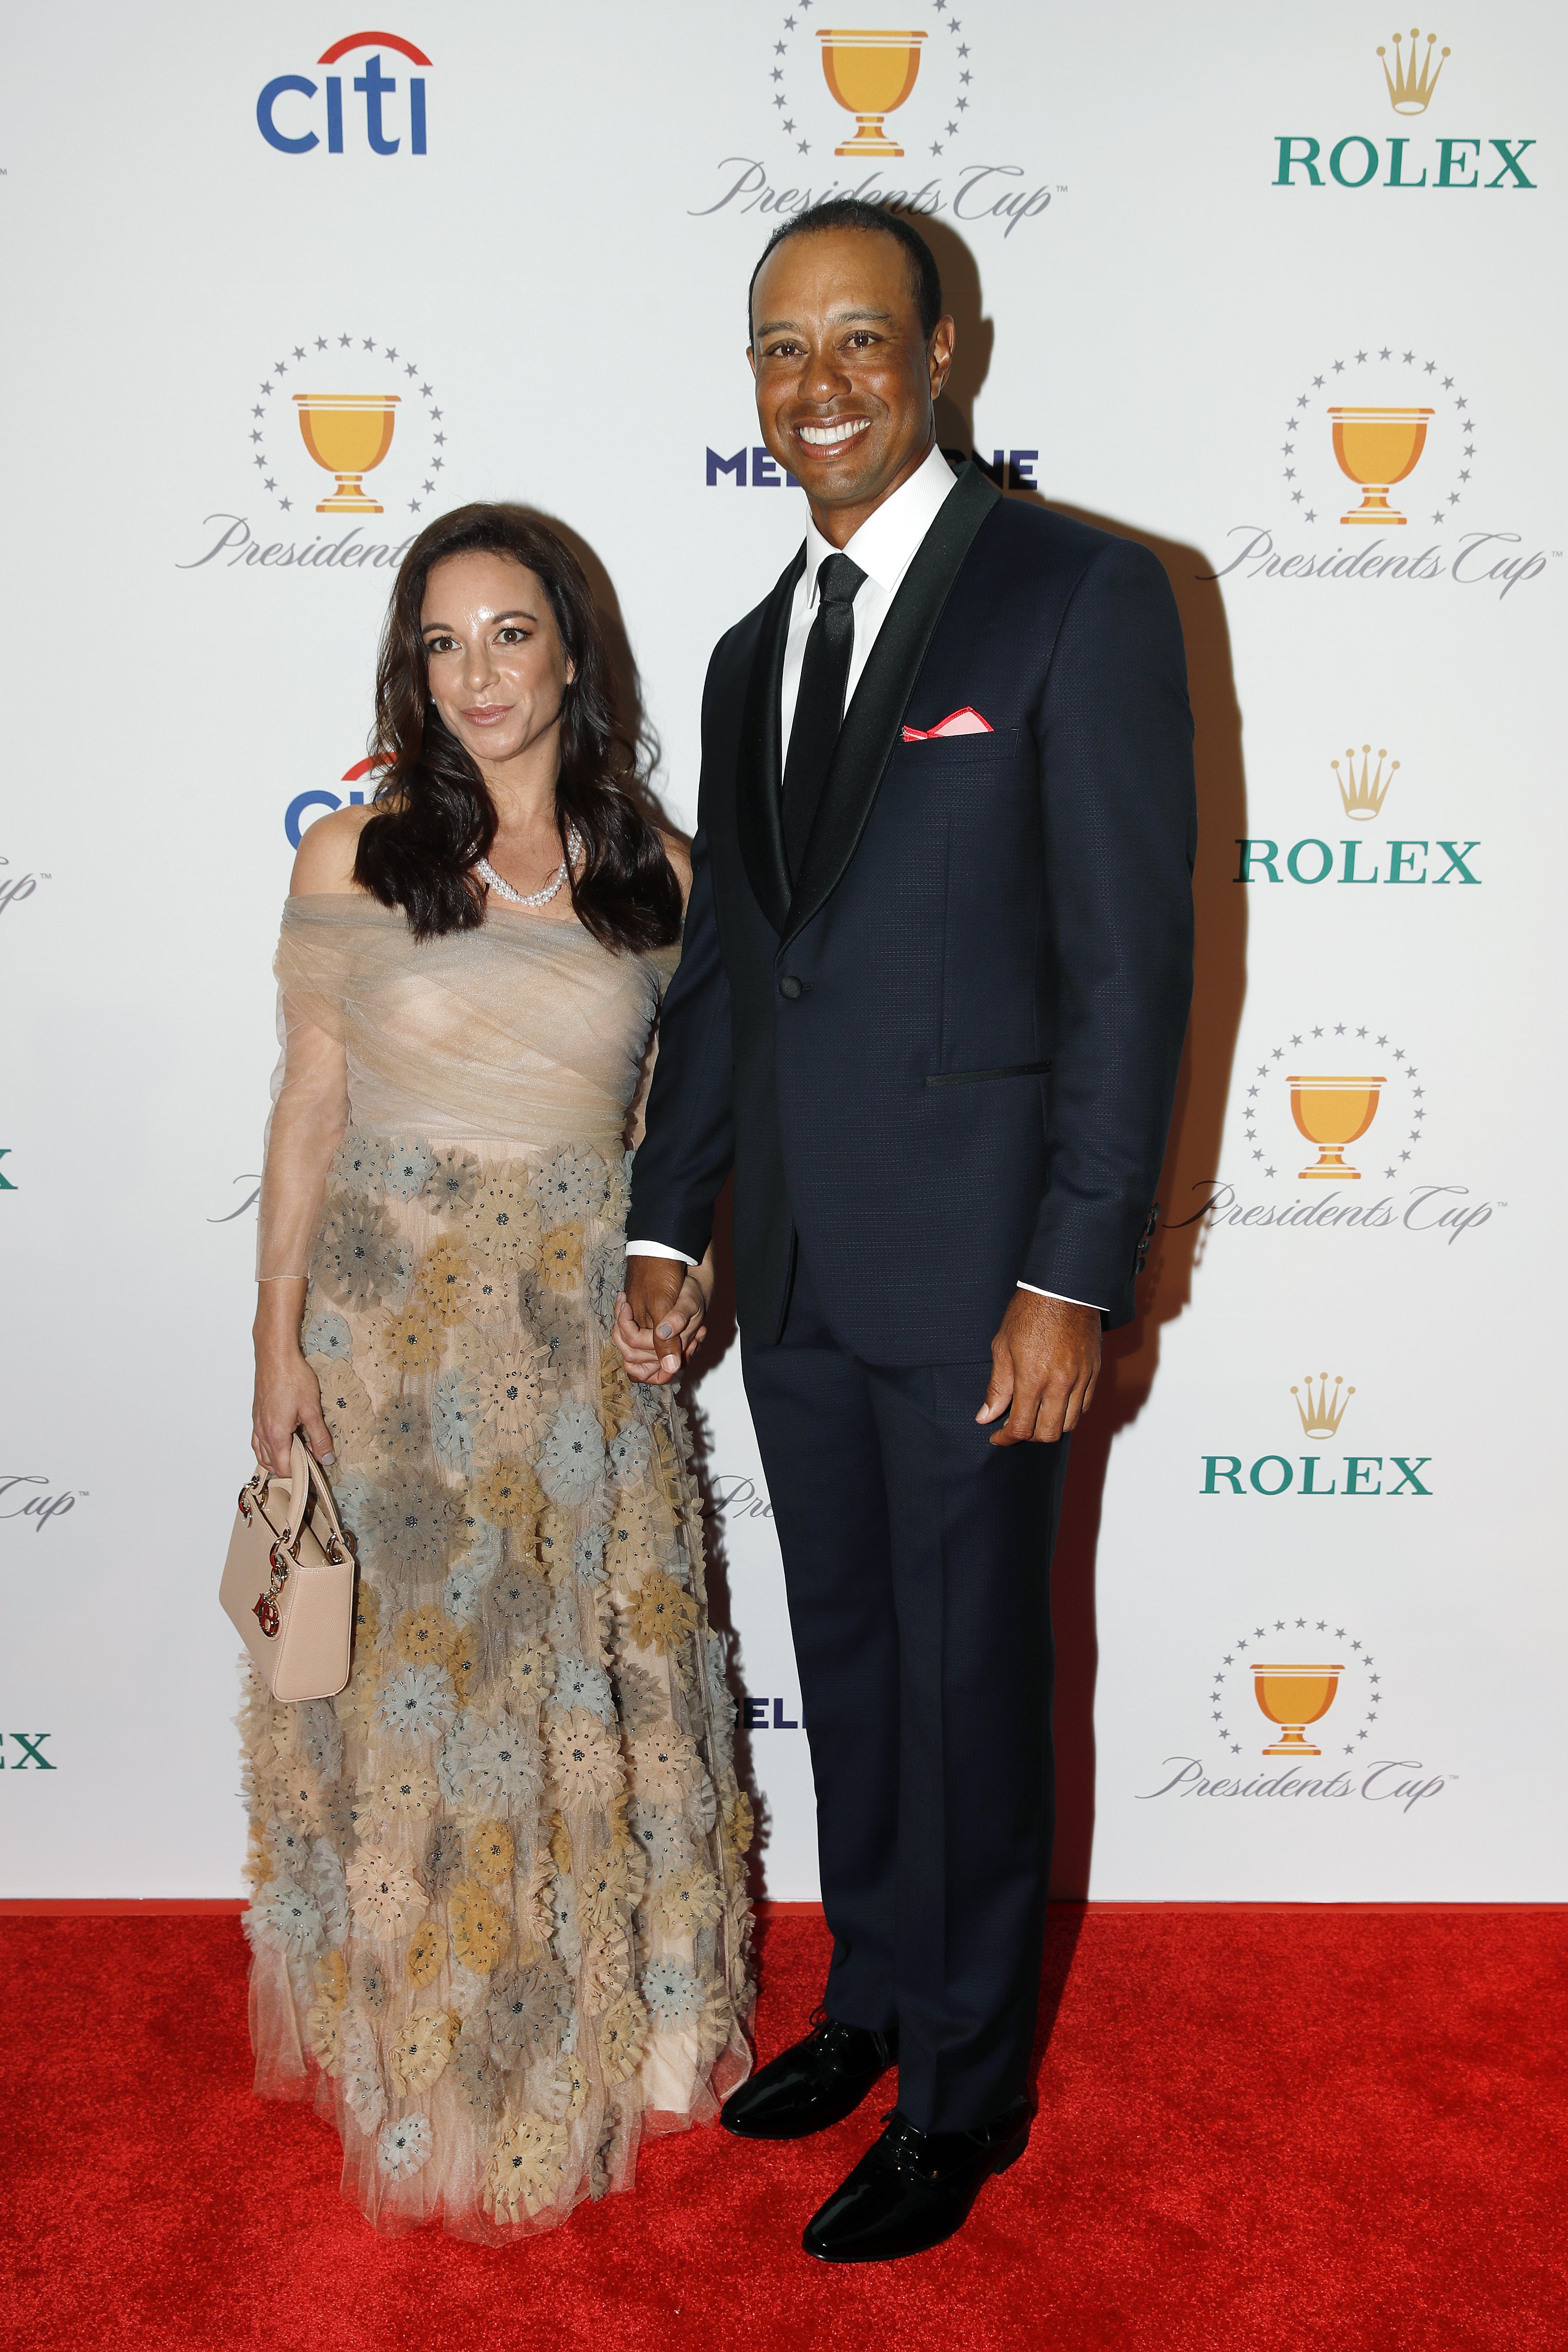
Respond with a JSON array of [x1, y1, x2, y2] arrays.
[[625, 1240, 698, 1267], [1017, 1281, 1105, 1311]]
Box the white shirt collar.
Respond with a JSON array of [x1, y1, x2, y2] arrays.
[[802, 440, 957, 606]]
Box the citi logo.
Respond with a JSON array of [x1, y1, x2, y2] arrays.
[[257, 32, 431, 156], [285, 757, 380, 849]]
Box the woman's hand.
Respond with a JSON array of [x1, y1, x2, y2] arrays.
[[252, 1280, 335, 1475], [614, 1267, 710, 1386], [252, 1345, 334, 1477]]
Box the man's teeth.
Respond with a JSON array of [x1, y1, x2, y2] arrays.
[[798, 420, 869, 447]]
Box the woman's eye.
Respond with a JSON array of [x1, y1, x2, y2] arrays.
[[496, 626, 528, 644], [424, 635, 458, 655]]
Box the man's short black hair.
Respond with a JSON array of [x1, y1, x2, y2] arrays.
[[747, 199, 944, 342]]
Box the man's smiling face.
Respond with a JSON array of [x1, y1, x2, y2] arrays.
[[749, 225, 954, 545]]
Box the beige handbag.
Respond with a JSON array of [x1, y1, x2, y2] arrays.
[[220, 1433, 356, 1702]]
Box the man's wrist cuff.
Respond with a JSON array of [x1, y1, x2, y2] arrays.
[[626, 1239, 699, 1267], [1017, 1280, 1106, 1311]]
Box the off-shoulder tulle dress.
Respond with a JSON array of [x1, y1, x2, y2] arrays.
[[241, 892, 753, 2241]]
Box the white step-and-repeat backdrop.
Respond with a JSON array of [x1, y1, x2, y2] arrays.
[[4, 2, 1562, 1900]]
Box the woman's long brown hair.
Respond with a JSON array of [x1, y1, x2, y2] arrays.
[[354, 503, 682, 951]]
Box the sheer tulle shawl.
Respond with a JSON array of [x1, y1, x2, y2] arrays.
[[257, 894, 673, 1281]]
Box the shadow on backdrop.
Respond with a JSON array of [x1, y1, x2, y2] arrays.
[[927, 214, 1249, 1900]]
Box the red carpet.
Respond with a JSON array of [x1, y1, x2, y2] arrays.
[[3, 1904, 1565, 2351]]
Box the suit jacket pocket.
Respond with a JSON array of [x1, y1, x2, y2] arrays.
[[895, 724, 1020, 778], [924, 1060, 1051, 1087]]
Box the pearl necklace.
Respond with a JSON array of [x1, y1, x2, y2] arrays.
[[475, 826, 583, 909]]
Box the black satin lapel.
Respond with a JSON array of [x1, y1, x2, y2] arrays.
[[783, 463, 1003, 946], [735, 550, 803, 937]]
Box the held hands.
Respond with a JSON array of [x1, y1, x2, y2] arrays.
[[616, 1257, 710, 1385], [977, 1291, 1102, 1445]]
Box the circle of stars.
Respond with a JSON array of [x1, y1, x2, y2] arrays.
[[1282, 350, 1476, 528], [768, 1, 974, 159], [246, 334, 448, 517], [1211, 1622, 1384, 1760], [1244, 1026, 1426, 1183]]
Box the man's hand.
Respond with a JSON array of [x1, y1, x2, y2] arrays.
[[619, 1256, 705, 1384], [977, 1292, 1101, 1446]]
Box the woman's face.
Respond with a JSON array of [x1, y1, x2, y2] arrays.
[[419, 552, 574, 769]]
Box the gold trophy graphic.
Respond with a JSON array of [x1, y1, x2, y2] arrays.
[[1252, 1663, 1344, 1757], [817, 28, 926, 156], [1287, 1073, 1386, 1181], [1326, 406, 1435, 527], [292, 393, 401, 513]]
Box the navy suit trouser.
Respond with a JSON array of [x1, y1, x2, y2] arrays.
[[739, 1248, 1069, 2133]]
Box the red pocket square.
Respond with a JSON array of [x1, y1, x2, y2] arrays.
[[901, 707, 994, 742]]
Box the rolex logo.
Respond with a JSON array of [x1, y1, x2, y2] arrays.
[[1333, 744, 1399, 822], [1292, 1373, 1355, 1440], [1378, 28, 1450, 115]]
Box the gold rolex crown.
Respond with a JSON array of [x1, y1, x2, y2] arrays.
[[1377, 28, 1451, 114], [1292, 1373, 1355, 1439], [1332, 744, 1400, 820]]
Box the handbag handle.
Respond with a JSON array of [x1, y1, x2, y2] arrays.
[[280, 1430, 350, 1562]]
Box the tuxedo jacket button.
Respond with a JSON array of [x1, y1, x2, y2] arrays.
[[778, 975, 803, 1000]]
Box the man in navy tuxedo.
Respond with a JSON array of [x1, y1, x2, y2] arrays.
[[621, 201, 1195, 2262]]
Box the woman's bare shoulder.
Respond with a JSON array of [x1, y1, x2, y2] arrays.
[[658, 825, 693, 904], [289, 804, 377, 897]]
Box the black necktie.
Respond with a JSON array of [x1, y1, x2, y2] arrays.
[[781, 550, 866, 880]]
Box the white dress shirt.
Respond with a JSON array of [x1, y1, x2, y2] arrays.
[[628, 441, 1102, 1313]]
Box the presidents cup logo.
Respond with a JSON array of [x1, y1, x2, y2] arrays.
[[1233, 739, 1482, 892], [1280, 352, 1473, 532], [1205, 344, 1549, 599], [1200, 1374, 1434, 1502], [1173, 1017, 1502, 1244], [1214, 1622, 1384, 1761], [1253, 1025, 1425, 1185], [0, 1473, 84, 1533], [1137, 1616, 1446, 1813], [1273, 27, 1536, 193], [695, 4, 1056, 237], [0, 857, 50, 916], [179, 335, 452, 576]]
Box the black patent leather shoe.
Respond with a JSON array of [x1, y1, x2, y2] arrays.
[[721, 2013, 898, 2141], [802, 2102, 1031, 2263]]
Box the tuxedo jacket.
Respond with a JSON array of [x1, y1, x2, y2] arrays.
[[629, 463, 1197, 1365]]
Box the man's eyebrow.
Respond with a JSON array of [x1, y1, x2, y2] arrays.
[[754, 306, 896, 336]]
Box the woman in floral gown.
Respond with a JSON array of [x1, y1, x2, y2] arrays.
[[243, 505, 752, 2241]]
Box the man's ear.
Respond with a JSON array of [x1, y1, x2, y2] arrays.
[[928, 314, 957, 398], [746, 345, 757, 378]]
